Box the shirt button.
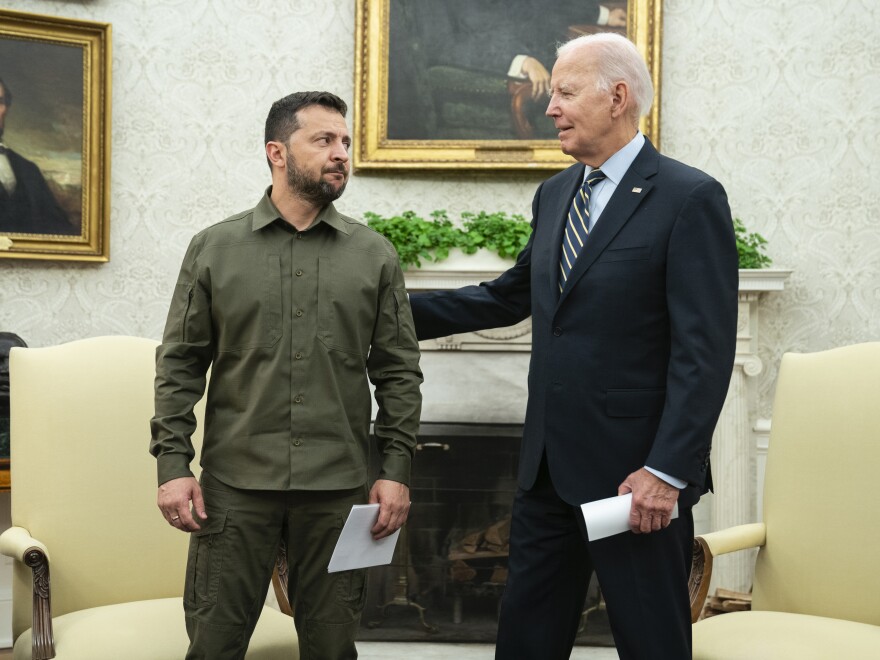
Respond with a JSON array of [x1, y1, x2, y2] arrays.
[[294, 439, 302, 447], [553, 327, 563, 336], [296, 233, 303, 240], [295, 269, 304, 276], [294, 395, 303, 404], [296, 309, 304, 317], [294, 352, 303, 360]]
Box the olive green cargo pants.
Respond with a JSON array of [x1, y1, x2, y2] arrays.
[[184, 471, 368, 660]]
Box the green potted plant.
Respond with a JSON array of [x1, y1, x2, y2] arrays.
[[733, 218, 772, 269], [366, 211, 771, 270], [364, 210, 531, 270]]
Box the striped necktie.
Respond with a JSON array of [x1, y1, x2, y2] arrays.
[[559, 168, 606, 291]]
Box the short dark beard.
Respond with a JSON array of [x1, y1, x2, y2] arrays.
[[285, 152, 347, 206]]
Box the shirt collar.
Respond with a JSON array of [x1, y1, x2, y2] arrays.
[[585, 131, 645, 186], [252, 186, 351, 235]]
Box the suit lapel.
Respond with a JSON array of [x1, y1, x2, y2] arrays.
[[556, 141, 660, 309]]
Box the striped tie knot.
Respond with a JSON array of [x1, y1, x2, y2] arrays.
[[586, 169, 606, 187], [559, 168, 606, 291]]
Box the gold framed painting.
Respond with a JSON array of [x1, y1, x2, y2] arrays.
[[354, 0, 661, 171], [0, 9, 111, 261]]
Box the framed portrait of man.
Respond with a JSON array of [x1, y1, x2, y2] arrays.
[[354, 0, 661, 170], [0, 10, 111, 261]]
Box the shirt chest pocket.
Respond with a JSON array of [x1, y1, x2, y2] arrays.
[[212, 252, 282, 352], [317, 255, 376, 358]]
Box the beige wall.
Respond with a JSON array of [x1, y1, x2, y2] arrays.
[[663, 1, 880, 415]]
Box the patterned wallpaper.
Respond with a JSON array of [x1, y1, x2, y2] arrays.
[[1, 0, 879, 419]]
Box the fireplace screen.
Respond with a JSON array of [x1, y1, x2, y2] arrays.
[[357, 423, 612, 646]]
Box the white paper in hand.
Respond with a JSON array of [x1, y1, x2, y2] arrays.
[[327, 504, 401, 573], [580, 493, 679, 542]]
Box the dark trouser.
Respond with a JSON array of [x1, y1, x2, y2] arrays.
[[184, 471, 368, 660], [495, 458, 694, 660]]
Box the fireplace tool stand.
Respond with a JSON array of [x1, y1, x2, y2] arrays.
[[367, 525, 438, 633]]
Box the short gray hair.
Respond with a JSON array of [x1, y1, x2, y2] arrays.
[[557, 32, 653, 121]]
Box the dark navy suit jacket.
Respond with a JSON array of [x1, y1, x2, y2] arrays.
[[411, 139, 738, 508]]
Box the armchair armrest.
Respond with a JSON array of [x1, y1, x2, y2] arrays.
[[701, 523, 766, 556], [0, 526, 56, 659], [688, 523, 766, 624], [0, 525, 50, 561]]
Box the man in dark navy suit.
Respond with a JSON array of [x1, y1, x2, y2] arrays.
[[410, 33, 738, 659], [0, 76, 75, 235]]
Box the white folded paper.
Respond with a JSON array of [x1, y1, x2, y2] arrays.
[[327, 504, 401, 573], [580, 493, 679, 541]]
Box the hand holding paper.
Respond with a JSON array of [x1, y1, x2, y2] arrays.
[[617, 467, 681, 534], [581, 493, 679, 542], [368, 478, 410, 540], [327, 504, 401, 573]]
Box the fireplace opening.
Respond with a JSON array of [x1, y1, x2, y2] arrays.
[[357, 422, 613, 646]]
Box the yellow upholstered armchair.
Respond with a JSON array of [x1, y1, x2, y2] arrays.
[[688, 343, 880, 659], [0, 336, 298, 659]]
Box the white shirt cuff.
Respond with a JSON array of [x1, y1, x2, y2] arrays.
[[645, 466, 687, 489]]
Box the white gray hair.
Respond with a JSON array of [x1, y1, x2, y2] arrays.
[[557, 32, 654, 121]]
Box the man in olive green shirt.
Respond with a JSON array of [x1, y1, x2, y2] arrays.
[[150, 91, 422, 660]]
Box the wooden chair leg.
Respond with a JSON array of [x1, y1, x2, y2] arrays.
[[271, 539, 293, 617], [689, 537, 714, 623], [25, 547, 55, 659]]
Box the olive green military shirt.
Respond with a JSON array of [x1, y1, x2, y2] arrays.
[[150, 188, 423, 491]]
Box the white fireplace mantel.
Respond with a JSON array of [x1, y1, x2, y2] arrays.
[[410, 260, 792, 593]]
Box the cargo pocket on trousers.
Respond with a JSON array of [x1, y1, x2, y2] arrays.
[[335, 567, 367, 609], [184, 509, 229, 608]]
